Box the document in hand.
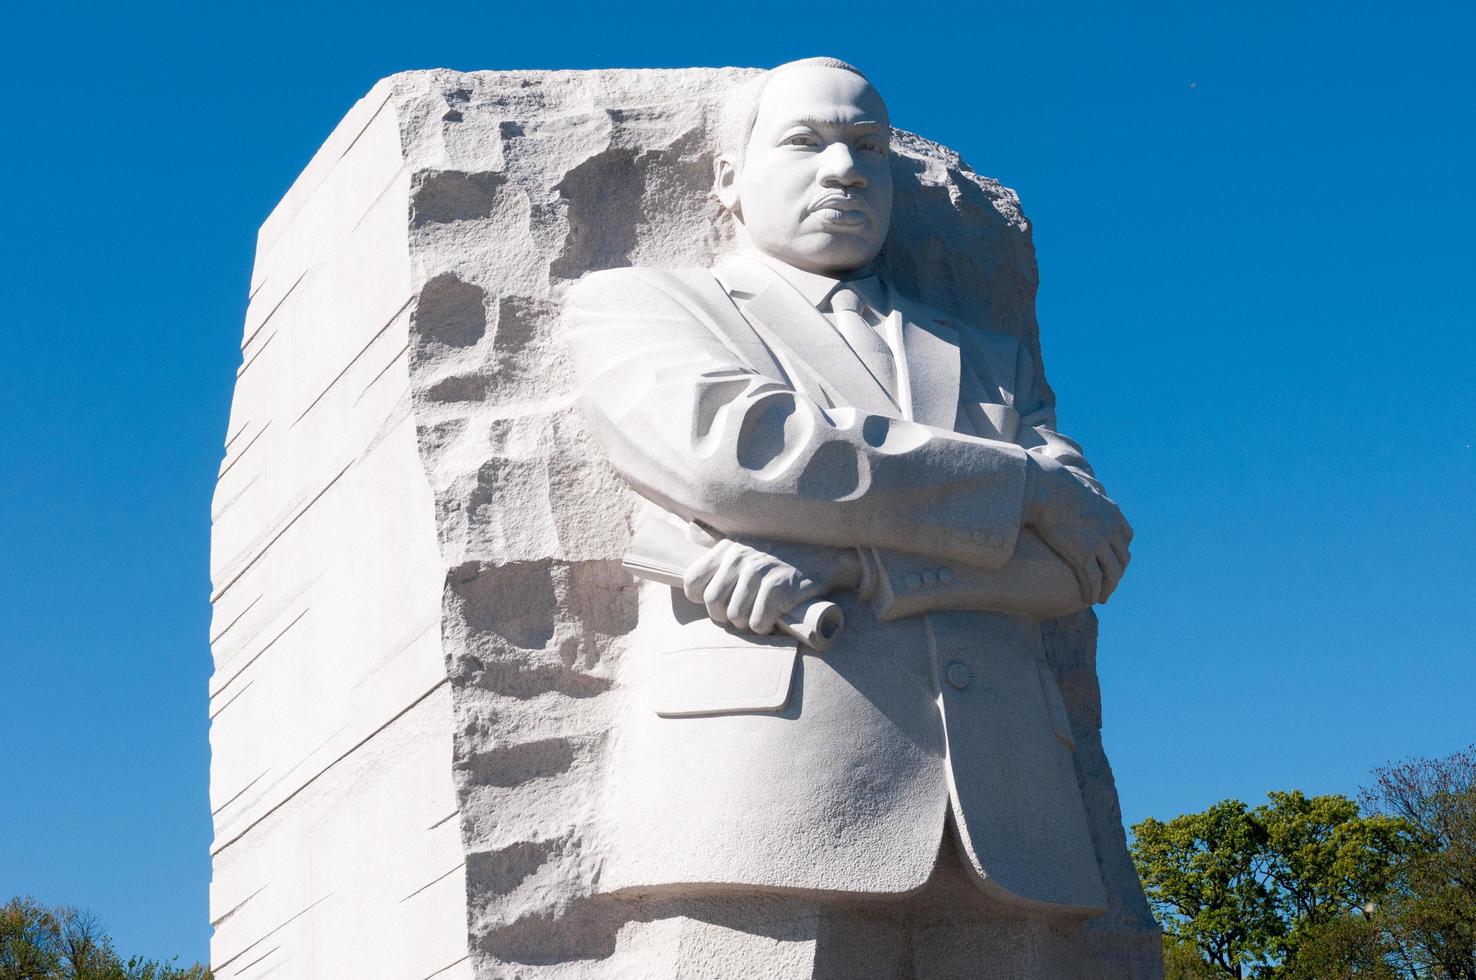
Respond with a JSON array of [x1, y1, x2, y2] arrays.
[[621, 518, 844, 653]]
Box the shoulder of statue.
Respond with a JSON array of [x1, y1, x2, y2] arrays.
[[568, 265, 718, 305], [886, 286, 976, 335], [575, 264, 705, 288], [888, 285, 1025, 359]]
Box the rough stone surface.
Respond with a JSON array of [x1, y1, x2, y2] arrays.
[[212, 67, 1161, 978]]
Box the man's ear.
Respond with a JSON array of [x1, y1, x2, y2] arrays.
[[714, 154, 742, 217]]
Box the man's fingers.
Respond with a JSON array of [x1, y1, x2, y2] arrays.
[[725, 557, 767, 632], [1109, 533, 1131, 571], [1096, 549, 1124, 603], [1082, 553, 1104, 607], [684, 541, 729, 604], [750, 573, 786, 635], [752, 571, 817, 635], [1068, 551, 1096, 606], [1034, 524, 1093, 606], [702, 548, 745, 625]]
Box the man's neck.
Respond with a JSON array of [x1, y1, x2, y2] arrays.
[[747, 251, 880, 309]]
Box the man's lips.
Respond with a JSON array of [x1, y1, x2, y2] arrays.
[[811, 194, 866, 211], [810, 196, 870, 225]]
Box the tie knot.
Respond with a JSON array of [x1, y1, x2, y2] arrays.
[[828, 286, 864, 315]]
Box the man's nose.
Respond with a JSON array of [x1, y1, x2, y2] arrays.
[[817, 143, 867, 188]]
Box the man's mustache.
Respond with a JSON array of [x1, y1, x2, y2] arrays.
[[809, 192, 871, 213]]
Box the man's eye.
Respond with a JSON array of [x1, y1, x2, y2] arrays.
[[859, 140, 887, 154], [784, 134, 819, 148]]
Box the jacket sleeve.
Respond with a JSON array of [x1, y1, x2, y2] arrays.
[[564, 268, 1031, 570], [863, 532, 1087, 621], [1013, 338, 1109, 496], [864, 332, 1125, 620]]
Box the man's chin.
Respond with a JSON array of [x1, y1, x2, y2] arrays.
[[782, 233, 883, 277]]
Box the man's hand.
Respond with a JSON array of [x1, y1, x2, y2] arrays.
[[1023, 456, 1133, 605], [683, 539, 862, 635]]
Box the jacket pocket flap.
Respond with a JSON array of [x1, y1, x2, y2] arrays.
[[648, 644, 798, 718]]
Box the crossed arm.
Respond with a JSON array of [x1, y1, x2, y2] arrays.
[[565, 268, 1131, 629]]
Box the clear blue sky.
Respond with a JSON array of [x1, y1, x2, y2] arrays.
[[1, 0, 1471, 966]]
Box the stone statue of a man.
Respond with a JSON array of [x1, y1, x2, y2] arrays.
[[565, 57, 1143, 977]]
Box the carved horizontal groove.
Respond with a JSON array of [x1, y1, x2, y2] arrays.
[[210, 576, 319, 666], [463, 738, 577, 787], [210, 678, 449, 857], [230, 944, 278, 976], [352, 161, 409, 234], [210, 460, 354, 603], [209, 883, 267, 928], [209, 592, 261, 645], [217, 421, 271, 481], [208, 678, 253, 721], [469, 391, 579, 424], [358, 386, 415, 459], [290, 294, 413, 428], [212, 766, 271, 817], [223, 419, 253, 451], [466, 838, 561, 898], [234, 330, 275, 380], [399, 861, 465, 903], [210, 607, 309, 699], [210, 893, 331, 973], [251, 88, 397, 276], [210, 471, 261, 526], [241, 267, 308, 352], [355, 341, 410, 404], [421, 955, 471, 980], [336, 88, 395, 163]]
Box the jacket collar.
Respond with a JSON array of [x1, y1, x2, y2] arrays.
[[713, 252, 961, 429], [749, 253, 888, 315]]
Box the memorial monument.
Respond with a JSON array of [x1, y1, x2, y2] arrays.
[[209, 59, 1162, 979]]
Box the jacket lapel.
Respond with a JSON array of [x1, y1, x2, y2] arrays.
[[715, 256, 899, 418], [894, 295, 962, 431], [625, 267, 788, 383]]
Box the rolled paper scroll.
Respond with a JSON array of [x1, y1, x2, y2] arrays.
[[621, 518, 845, 653]]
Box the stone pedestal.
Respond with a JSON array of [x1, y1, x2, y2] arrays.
[[209, 68, 1161, 979]]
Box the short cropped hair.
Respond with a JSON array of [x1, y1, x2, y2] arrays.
[[715, 57, 872, 162]]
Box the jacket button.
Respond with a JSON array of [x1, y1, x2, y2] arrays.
[[922, 570, 937, 586], [946, 661, 971, 690], [905, 573, 922, 590], [938, 568, 953, 584], [989, 532, 1005, 548]]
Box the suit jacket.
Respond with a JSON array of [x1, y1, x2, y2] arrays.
[[565, 254, 1114, 914]]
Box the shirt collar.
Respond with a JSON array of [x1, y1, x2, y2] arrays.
[[749, 251, 888, 313]]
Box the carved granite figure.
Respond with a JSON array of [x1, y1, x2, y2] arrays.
[[213, 62, 1158, 980], [566, 57, 1138, 971]]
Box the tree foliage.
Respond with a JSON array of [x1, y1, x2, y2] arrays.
[[1133, 798, 1285, 976], [1361, 747, 1476, 979], [1133, 745, 1476, 979], [0, 898, 210, 980]]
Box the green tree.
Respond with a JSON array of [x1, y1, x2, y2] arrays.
[[1132, 793, 1409, 978], [1255, 790, 1409, 977], [1, 897, 61, 979], [1362, 747, 1476, 979], [0, 897, 210, 980], [1287, 913, 1400, 979], [1134, 747, 1476, 979], [1132, 799, 1285, 977]]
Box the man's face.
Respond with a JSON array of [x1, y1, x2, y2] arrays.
[[721, 66, 893, 277]]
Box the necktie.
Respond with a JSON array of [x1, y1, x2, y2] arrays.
[[827, 286, 896, 401]]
